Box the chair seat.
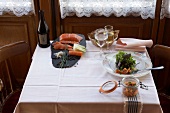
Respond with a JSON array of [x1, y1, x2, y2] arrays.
[[0, 41, 29, 113], [2, 90, 21, 113], [152, 44, 170, 113]]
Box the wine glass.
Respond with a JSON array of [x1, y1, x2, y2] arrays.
[[94, 28, 108, 59], [104, 25, 114, 50]]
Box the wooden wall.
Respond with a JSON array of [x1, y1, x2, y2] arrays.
[[0, 15, 36, 85], [0, 16, 36, 53], [35, 0, 56, 40], [158, 18, 170, 46], [60, 16, 153, 40], [152, 18, 170, 93]]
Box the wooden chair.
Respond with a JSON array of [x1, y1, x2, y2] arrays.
[[152, 44, 170, 113], [0, 41, 29, 113]]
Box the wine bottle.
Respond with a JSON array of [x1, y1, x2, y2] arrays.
[[37, 10, 50, 48]]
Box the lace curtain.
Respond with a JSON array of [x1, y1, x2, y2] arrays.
[[59, 0, 157, 19], [161, 0, 170, 18], [0, 0, 35, 17]]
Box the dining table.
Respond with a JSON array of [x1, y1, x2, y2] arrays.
[[14, 40, 163, 113]]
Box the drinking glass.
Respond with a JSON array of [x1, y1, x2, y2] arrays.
[[95, 28, 108, 59], [104, 25, 115, 49]]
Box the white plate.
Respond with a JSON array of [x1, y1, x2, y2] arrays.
[[102, 52, 152, 77]]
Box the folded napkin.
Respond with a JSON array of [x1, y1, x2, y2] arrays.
[[115, 38, 153, 52]]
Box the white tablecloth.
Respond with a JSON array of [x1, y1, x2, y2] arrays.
[[14, 41, 163, 113]]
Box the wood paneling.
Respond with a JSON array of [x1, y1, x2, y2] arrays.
[[36, 0, 56, 40], [0, 16, 36, 54], [0, 15, 36, 85], [163, 19, 170, 46], [152, 16, 170, 113], [151, 0, 163, 45], [55, 0, 61, 37], [158, 18, 170, 46], [61, 16, 153, 40], [153, 18, 170, 91]]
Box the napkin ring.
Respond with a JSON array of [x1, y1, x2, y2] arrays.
[[99, 80, 118, 94]]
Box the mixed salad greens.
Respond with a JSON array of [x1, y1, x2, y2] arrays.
[[115, 51, 136, 74]]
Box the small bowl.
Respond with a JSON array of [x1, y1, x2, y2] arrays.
[[87, 30, 120, 48]]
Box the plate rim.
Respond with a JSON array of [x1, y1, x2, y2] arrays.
[[102, 51, 152, 78]]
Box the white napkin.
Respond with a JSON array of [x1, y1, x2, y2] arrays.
[[115, 38, 153, 52]]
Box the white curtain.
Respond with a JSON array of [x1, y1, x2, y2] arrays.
[[0, 0, 35, 17], [59, 0, 157, 19], [161, 0, 170, 18]]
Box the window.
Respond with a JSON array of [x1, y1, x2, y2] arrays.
[[161, 0, 170, 18], [59, 0, 157, 19], [0, 0, 35, 17]]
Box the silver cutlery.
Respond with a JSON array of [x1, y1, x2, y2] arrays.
[[132, 66, 164, 74]]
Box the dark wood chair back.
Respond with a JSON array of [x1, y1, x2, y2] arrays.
[[152, 44, 170, 113], [153, 44, 170, 61], [0, 41, 29, 113]]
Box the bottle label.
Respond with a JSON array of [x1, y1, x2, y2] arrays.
[[39, 34, 47, 45]]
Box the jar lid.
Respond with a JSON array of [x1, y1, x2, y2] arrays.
[[99, 80, 118, 94]]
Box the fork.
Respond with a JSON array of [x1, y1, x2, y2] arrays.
[[132, 66, 164, 74]]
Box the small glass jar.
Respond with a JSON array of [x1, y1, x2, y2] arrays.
[[122, 76, 139, 97]]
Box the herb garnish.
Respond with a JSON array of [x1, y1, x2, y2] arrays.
[[115, 51, 136, 71]]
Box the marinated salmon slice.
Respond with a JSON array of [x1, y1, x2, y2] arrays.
[[69, 50, 83, 57], [60, 40, 79, 45], [60, 33, 83, 42], [53, 41, 73, 50], [69, 34, 83, 42]]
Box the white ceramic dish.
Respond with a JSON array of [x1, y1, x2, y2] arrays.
[[102, 52, 152, 77]]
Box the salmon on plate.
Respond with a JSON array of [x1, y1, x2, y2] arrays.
[[52, 33, 85, 57], [51, 33, 86, 68]]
